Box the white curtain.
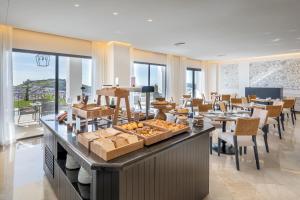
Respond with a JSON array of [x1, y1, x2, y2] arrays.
[[178, 56, 187, 97], [91, 41, 107, 101], [166, 55, 187, 103], [0, 25, 15, 146]]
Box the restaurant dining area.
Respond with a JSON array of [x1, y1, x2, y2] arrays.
[[1, 0, 300, 200]]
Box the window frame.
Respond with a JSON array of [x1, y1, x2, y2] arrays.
[[186, 67, 202, 98], [12, 48, 92, 114], [133, 61, 167, 97]]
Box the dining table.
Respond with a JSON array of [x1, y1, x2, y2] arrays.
[[199, 110, 251, 155]]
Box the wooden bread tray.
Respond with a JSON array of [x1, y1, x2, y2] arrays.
[[77, 132, 100, 150], [90, 139, 144, 161], [143, 119, 191, 136], [72, 104, 114, 119], [114, 123, 172, 146]]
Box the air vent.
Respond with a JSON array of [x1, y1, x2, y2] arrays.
[[174, 42, 186, 46]]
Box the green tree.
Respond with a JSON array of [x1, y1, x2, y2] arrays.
[[22, 79, 32, 101]]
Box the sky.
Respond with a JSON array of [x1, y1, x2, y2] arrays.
[[12, 52, 92, 86]]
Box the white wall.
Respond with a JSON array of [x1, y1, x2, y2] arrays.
[[13, 29, 92, 56]]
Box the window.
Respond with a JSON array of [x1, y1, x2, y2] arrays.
[[133, 62, 166, 98], [12, 49, 92, 139], [58, 56, 92, 112], [186, 68, 202, 98]]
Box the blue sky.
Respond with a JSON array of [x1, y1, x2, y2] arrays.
[[12, 52, 92, 86]]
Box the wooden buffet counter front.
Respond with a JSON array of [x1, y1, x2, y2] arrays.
[[41, 115, 214, 200]]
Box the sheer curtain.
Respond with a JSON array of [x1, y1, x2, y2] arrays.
[[0, 25, 15, 146], [166, 55, 187, 103], [91, 41, 107, 101]]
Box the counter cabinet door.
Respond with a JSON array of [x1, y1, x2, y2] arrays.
[[43, 125, 57, 158]]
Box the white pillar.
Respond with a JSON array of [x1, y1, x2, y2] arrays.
[[66, 57, 82, 102]]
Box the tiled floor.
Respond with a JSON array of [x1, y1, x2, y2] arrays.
[[0, 116, 299, 200]]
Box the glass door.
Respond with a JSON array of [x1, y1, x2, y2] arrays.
[[13, 51, 56, 139], [186, 68, 202, 98]]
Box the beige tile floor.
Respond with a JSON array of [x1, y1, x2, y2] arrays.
[[0, 115, 299, 200]]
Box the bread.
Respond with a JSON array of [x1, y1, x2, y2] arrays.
[[110, 136, 128, 148], [81, 132, 100, 141], [96, 128, 120, 138], [118, 133, 139, 144], [94, 138, 115, 152]]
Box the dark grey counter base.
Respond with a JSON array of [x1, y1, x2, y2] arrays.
[[42, 116, 213, 200]]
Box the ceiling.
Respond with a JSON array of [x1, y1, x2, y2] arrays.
[[1, 0, 300, 60]]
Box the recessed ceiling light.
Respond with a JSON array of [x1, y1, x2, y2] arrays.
[[217, 54, 226, 57], [113, 12, 119, 16], [74, 4, 80, 7], [174, 42, 185, 46], [272, 38, 281, 42], [147, 18, 153, 22]]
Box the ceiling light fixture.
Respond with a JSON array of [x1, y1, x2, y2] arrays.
[[147, 18, 153, 22], [174, 42, 185, 46], [272, 38, 281, 42], [217, 54, 226, 57], [74, 4, 80, 7], [113, 12, 119, 16]]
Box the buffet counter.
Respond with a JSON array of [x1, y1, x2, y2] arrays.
[[41, 115, 214, 200]]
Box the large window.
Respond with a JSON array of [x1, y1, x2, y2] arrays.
[[186, 68, 202, 98], [12, 49, 92, 139], [58, 56, 92, 112], [133, 62, 166, 98]]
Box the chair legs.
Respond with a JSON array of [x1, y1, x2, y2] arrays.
[[252, 136, 260, 170], [244, 147, 247, 154], [217, 138, 221, 156], [291, 109, 295, 125], [280, 113, 285, 131], [262, 125, 269, 153], [210, 136, 213, 155], [276, 117, 282, 139], [233, 136, 240, 171]]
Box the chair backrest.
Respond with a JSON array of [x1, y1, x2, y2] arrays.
[[221, 94, 231, 101], [265, 105, 282, 118], [231, 98, 242, 104], [182, 94, 191, 99], [252, 108, 268, 128], [248, 95, 257, 102], [283, 99, 295, 109], [235, 118, 260, 136], [191, 98, 203, 107], [241, 97, 248, 104], [198, 104, 213, 112], [219, 102, 227, 112]]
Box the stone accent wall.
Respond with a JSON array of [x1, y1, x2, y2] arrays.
[[249, 59, 300, 89]]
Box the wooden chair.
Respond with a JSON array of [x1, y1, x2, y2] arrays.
[[231, 98, 242, 109], [218, 118, 260, 170], [221, 94, 231, 102], [248, 95, 257, 103], [252, 108, 269, 152], [198, 104, 213, 112], [219, 102, 227, 112], [265, 105, 283, 139], [241, 97, 248, 104], [191, 98, 203, 112], [282, 99, 296, 125]]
